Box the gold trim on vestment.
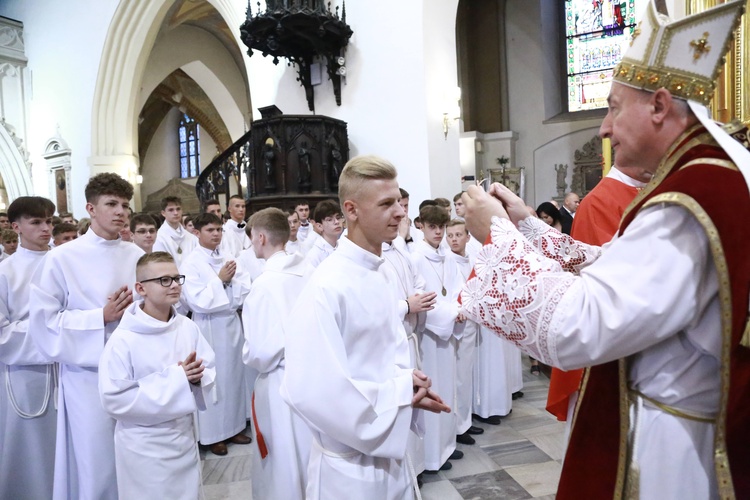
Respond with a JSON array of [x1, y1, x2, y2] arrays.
[[617, 359, 630, 499], [641, 192, 735, 499], [628, 389, 716, 422], [679, 158, 738, 171]]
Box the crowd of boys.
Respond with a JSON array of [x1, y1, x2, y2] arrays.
[[0, 158, 524, 500]]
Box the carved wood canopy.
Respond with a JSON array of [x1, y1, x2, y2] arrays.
[[571, 135, 604, 197]]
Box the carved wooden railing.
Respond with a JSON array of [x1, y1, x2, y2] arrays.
[[195, 130, 251, 207]]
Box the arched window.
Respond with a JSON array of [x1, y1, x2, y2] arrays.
[[565, 0, 646, 112], [179, 113, 200, 178]]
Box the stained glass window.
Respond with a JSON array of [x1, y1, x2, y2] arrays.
[[565, 0, 646, 112], [179, 114, 200, 178]]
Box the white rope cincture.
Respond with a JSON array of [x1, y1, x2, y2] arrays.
[[5, 363, 53, 419]]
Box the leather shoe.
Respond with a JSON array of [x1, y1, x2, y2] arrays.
[[456, 432, 475, 445], [439, 461, 453, 471], [449, 449, 464, 460], [473, 414, 501, 425], [512, 391, 524, 400], [467, 425, 484, 435], [209, 442, 228, 456], [229, 432, 252, 445]]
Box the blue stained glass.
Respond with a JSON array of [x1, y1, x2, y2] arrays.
[[180, 143, 187, 157], [565, 0, 646, 112], [181, 158, 187, 178], [179, 127, 186, 142]]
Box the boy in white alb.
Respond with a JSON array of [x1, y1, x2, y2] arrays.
[[285, 210, 303, 255], [304, 200, 342, 268], [411, 205, 466, 472], [29, 173, 145, 499], [282, 155, 450, 500], [131, 213, 158, 254], [445, 219, 484, 444], [294, 201, 311, 243], [222, 195, 250, 257], [153, 196, 197, 266], [180, 212, 252, 456], [0, 196, 57, 500], [241, 208, 313, 500], [99, 252, 216, 499]]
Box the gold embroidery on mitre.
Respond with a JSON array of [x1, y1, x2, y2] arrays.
[[690, 32, 712, 60], [630, 24, 642, 46]]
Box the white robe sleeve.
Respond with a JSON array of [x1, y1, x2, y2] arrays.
[[180, 260, 233, 314], [98, 335, 200, 425], [0, 276, 48, 365], [28, 255, 106, 367], [517, 216, 601, 275], [191, 329, 217, 411], [241, 285, 284, 373], [461, 207, 714, 370], [282, 283, 414, 459]]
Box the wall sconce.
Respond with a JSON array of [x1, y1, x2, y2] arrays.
[[135, 174, 143, 185], [442, 86, 462, 139]]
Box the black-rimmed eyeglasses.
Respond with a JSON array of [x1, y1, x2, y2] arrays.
[[140, 275, 186, 287]]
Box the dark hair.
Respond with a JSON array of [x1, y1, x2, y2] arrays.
[[295, 200, 309, 209], [59, 211, 73, 219], [203, 199, 220, 212], [7, 196, 56, 223], [434, 197, 451, 209], [536, 202, 562, 225], [53, 222, 78, 237], [192, 213, 223, 231], [51, 216, 63, 227], [229, 194, 244, 202], [130, 213, 158, 232], [418, 199, 438, 211], [453, 192, 464, 202], [160, 196, 182, 211], [312, 200, 342, 223], [419, 205, 450, 226], [84, 173, 133, 203], [399, 188, 409, 199]]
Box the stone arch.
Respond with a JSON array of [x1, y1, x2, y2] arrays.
[[90, 0, 250, 173], [0, 120, 33, 201]]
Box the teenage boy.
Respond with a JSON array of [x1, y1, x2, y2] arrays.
[[130, 213, 158, 254], [153, 196, 197, 266], [445, 219, 484, 444], [305, 200, 342, 268], [241, 208, 313, 500], [0, 196, 57, 500], [223, 195, 250, 257], [294, 200, 311, 243], [282, 155, 450, 500], [29, 173, 145, 499], [0, 228, 18, 260], [285, 210, 302, 255], [180, 213, 252, 456], [411, 205, 465, 472], [52, 222, 78, 247], [59, 212, 75, 224], [98, 252, 216, 499], [0, 212, 10, 230], [453, 192, 482, 256]]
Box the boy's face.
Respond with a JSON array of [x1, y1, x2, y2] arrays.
[[87, 195, 129, 238], [454, 198, 465, 217], [53, 231, 77, 247], [316, 214, 343, 241], [447, 224, 470, 255], [295, 204, 309, 222], [348, 178, 405, 246], [61, 216, 74, 224], [136, 261, 182, 308], [228, 199, 245, 222], [161, 203, 183, 226], [287, 213, 300, 238], [0, 216, 9, 229], [3, 237, 18, 254], [422, 222, 445, 249], [197, 223, 223, 250], [205, 203, 222, 217], [398, 197, 409, 216], [12, 215, 53, 252], [132, 224, 157, 250]]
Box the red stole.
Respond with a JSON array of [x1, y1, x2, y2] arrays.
[[546, 177, 639, 421], [557, 126, 750, 498]]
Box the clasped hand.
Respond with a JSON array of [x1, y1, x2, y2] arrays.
[[412, 369, 450, 414], [461, 183, 530, 242]]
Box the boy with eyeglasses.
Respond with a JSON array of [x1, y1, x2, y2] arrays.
[[99, 251, 215, 499], [180, 213, 253, 455], [130, 213, 159, 254]]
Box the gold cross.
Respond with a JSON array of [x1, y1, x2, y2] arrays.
[[690, 32, 711, 60]]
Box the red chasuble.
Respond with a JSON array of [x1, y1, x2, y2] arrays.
[[546, 177, 639, 421], [557, 125, 750, 498]]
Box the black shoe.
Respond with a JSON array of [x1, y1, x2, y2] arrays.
[[467, 425, 484, 435], [456, 432, 475, 445], [512, 391, 524, 400], [440, 461, 453, 471], [449, 449, 464, 460], [530, 364, 541, 375], [473, 414, 501, 425], [417, 473, 424, 488]]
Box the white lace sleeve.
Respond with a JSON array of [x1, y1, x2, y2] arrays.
[[517, 216, 601, 275], [460, 217, 576, 363]]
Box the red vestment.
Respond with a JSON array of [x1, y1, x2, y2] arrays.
[[545, 176, 639, 421]]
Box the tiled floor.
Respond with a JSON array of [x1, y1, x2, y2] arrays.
[[201, 361, 563, 499]]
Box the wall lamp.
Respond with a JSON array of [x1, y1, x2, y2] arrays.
[[442, 86, 462, 139]]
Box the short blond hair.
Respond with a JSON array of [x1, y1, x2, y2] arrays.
[[447, 218, 466, 229], [136, 251, 175, 281], [248, 207, 290, 246], [338, 155, 397, 202]]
